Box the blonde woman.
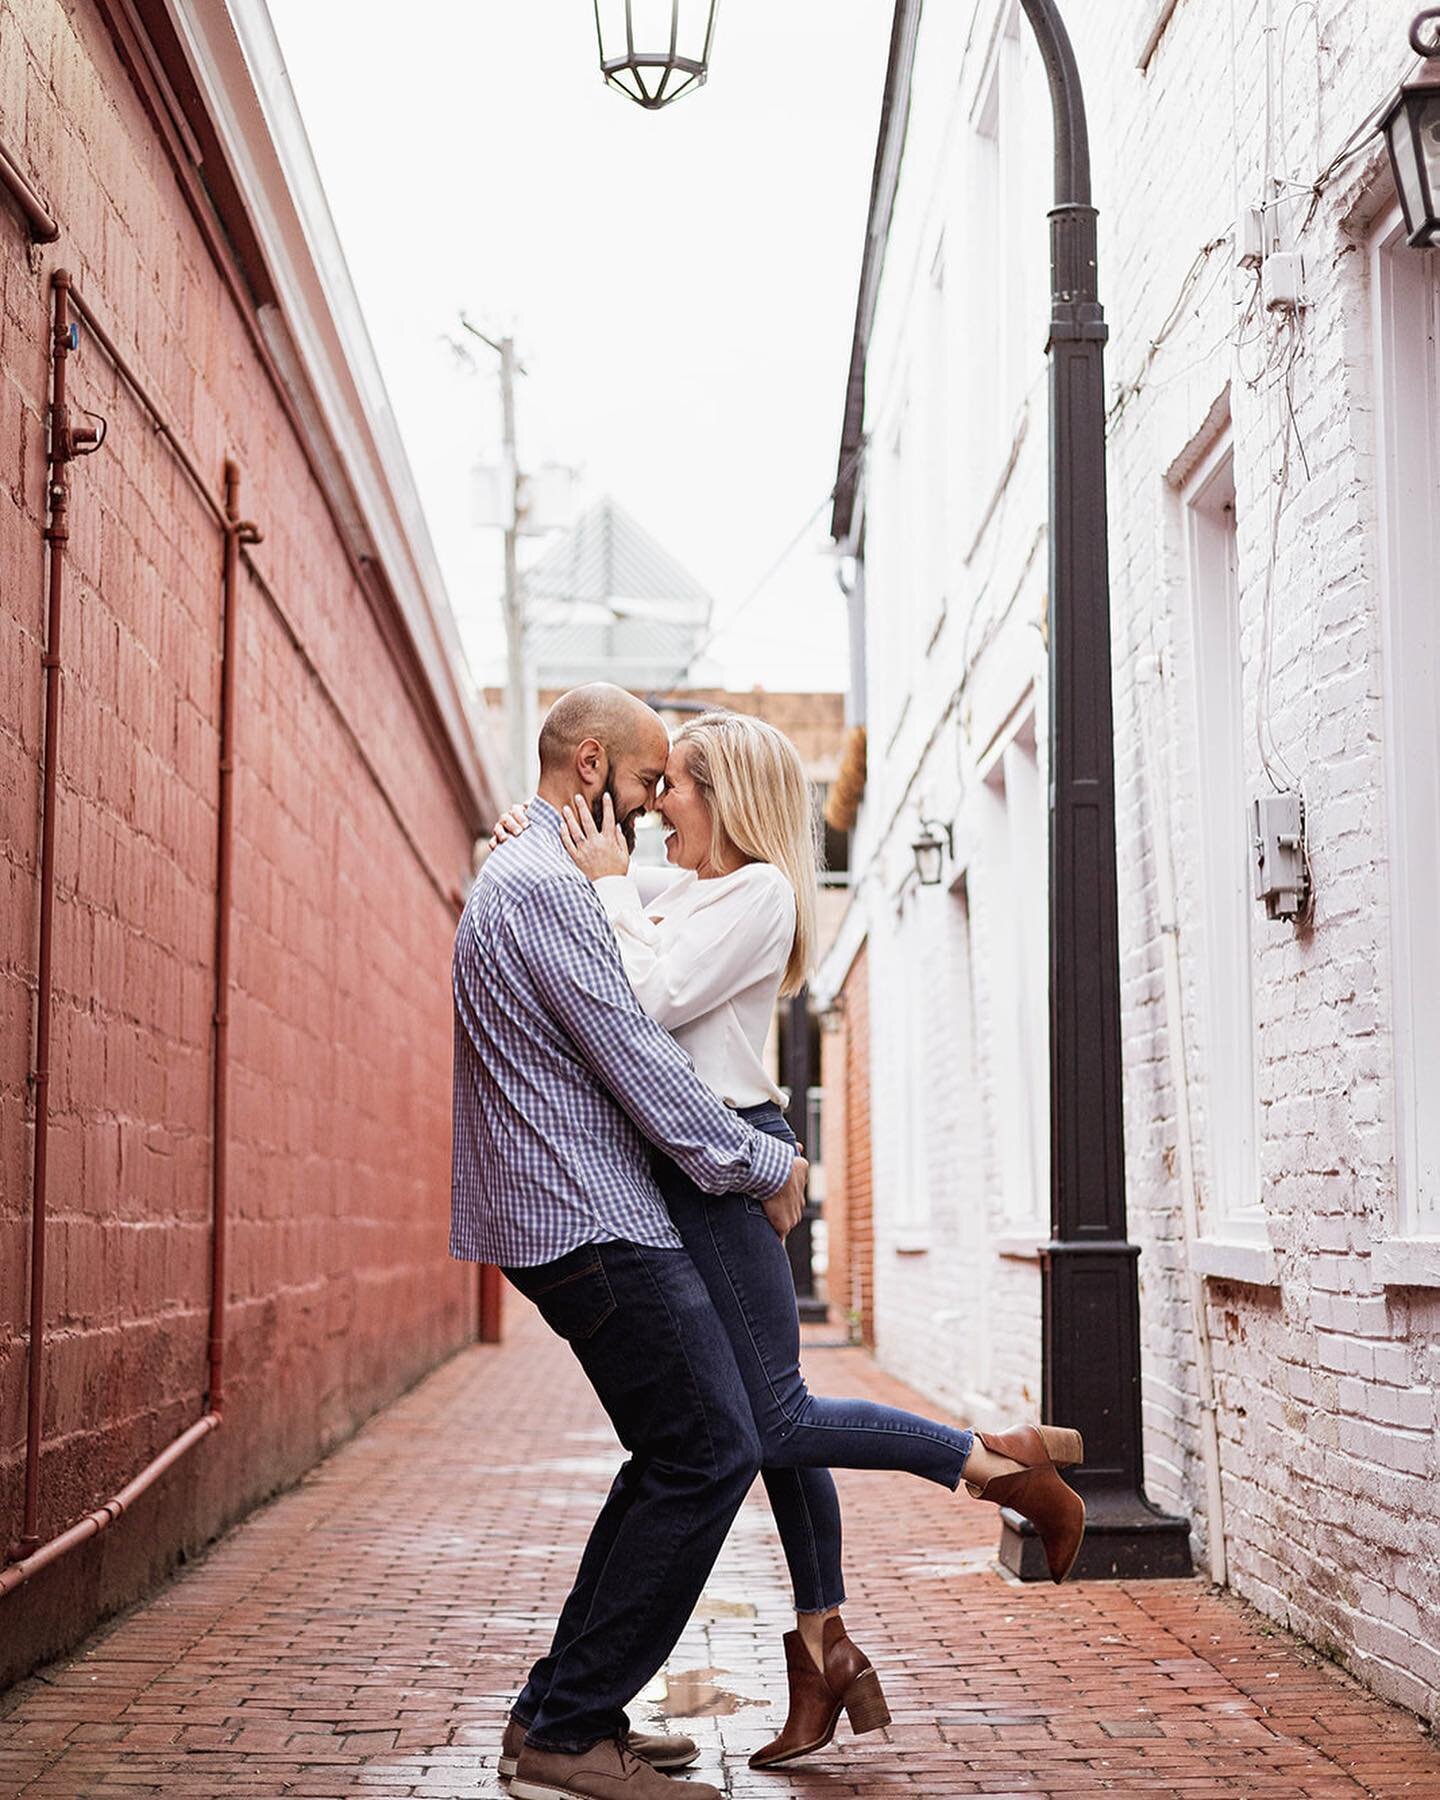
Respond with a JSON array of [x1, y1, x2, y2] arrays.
[[491, 710, 1085, 1770]]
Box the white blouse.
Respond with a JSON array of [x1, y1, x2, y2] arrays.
[[593, 860, 795, 1109]]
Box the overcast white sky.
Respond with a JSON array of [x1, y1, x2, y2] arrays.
[[266, 0, 894, 694]]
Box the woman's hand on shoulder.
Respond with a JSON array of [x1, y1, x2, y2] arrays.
[[488, 801, 531, 850], [561, 792, 630, 881]]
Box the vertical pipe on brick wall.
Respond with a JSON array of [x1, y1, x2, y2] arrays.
[[18, 266, 101, 1562], [4, 274, 225, 1596], [19, 274, 99, 1556], [1137, 665, 1228, 1586], [211, 464, 259, 1415], [17, 273, 76, 1558], [211, 469, 235, 1415]]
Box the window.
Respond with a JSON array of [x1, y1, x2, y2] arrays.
[[920, 239, 949, 648], [1372, 211, 1440, 1247], [969, 26, 1006, 484], [872, 397, 912, 751], [972, 709, 1049, 1226], [1182, 438, 1262, 1238], [965, 4, 1045, 527], [889, 889, 934, 1248]]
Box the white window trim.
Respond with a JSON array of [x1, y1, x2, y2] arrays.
[[965, 4, 1044, 534], [1179, 434, 1268, 1262], [1373, 1238, 1440, 1289], [890, 885, 934, 1254], [993, 1230, 1048, 1262], [1371, 204, 1440, 1284], [920, 235, 949, 655], [966, 694, 1049, 1238], [1190, 1234, 1277, 1287]]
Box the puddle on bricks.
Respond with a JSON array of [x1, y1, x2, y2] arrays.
[[689, 1596, 756, 1621], [896, 1544, 997, 1579], [640, 1667, 768, 1719]]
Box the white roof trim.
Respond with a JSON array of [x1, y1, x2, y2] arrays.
[[161, 0, 503, 817]]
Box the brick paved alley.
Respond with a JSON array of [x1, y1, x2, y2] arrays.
[[2, 1304, 1438, 1800]]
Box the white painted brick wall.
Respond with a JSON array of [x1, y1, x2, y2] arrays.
[[836, 0, 1440, 1726]]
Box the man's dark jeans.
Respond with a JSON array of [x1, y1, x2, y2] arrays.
[[502, 1238, 761, 1754]]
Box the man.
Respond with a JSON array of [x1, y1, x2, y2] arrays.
[[451, 683, 809, 1800]]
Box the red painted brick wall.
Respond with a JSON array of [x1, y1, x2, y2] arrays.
[[1, 0, 484, 1685], [842, 944, 874, 1348]]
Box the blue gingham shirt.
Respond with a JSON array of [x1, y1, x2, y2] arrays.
[[450, 798, 794, 1267]]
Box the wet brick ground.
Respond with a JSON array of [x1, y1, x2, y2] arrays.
[[2, 1301, 1438, 1797]]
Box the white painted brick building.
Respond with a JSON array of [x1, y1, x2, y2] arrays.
[[816, 0, 1440, 1723]]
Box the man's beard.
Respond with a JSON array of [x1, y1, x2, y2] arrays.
[[592, 775, 640, 851]]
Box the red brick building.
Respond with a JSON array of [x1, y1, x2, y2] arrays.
[[0, 0, 502, 1686], [817, 939, 875, 1347]]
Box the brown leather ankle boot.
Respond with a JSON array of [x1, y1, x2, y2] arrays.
[[967, 1423, 1086, 1583], [748, 1612, 891, 1769]]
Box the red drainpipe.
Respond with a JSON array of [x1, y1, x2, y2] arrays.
[[15, 272, 99, 1560], [0, 134, 59, 243], [212, 463, 261, 1414], [3, 273, 245, 1597]]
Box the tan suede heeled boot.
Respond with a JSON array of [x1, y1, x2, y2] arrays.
[[967, 1423, 1086, 1583], [749, 1613, 890, 1770]]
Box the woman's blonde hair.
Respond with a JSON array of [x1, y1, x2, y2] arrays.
[[672, 711, 819, 997]]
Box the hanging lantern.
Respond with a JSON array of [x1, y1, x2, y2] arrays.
[[911, 819, 954, 889], [593, 1, 720, 110], [1378, 11, 1440, 248]]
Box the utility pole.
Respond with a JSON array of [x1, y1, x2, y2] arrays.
[[462, 320, 536, 796]]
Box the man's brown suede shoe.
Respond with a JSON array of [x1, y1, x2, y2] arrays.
[[510, 1735, 718, 1800], [499, 1717, 699, 1780]]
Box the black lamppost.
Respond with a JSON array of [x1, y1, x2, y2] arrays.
[[596, 0, 1191, 1577], [1005, 0, 1193, 1580], [1378, 11, 1440, 247]]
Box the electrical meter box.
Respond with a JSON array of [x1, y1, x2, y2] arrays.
[[1252, 792, 1308, 920]]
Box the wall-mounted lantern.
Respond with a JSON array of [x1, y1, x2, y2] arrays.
[[911, 818, 954, 888], [593, 1, 720, 110], [1378, 11, 1440, 247]]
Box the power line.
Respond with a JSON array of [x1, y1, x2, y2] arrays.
[[647, 433, 870, 704]]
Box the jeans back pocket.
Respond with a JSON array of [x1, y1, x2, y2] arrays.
[[507, 1249, 616, 1342]]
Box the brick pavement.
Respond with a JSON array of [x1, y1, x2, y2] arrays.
[[2, 1303, 1437, 1799]]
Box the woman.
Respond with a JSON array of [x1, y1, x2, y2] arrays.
[[491, 710, 1084, 1770]]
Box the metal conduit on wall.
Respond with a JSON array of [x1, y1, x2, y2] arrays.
[[3, 271, 245, 1596], [60, 0, 501, 1347], [5, 252, 491, 1596], [0, 135, 60, 243], [7, 2, 506, 1580], [74, 265, 491, 1357]]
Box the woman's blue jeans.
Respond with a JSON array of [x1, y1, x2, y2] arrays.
[[657, 1102, 974, 1613]]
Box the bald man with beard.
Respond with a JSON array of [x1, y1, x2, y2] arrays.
[[450, 684, 809, 1800]]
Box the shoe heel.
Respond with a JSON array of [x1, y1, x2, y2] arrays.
[[1037, 1425, 1084, 1468], [843, 1668, 892, 1735]]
